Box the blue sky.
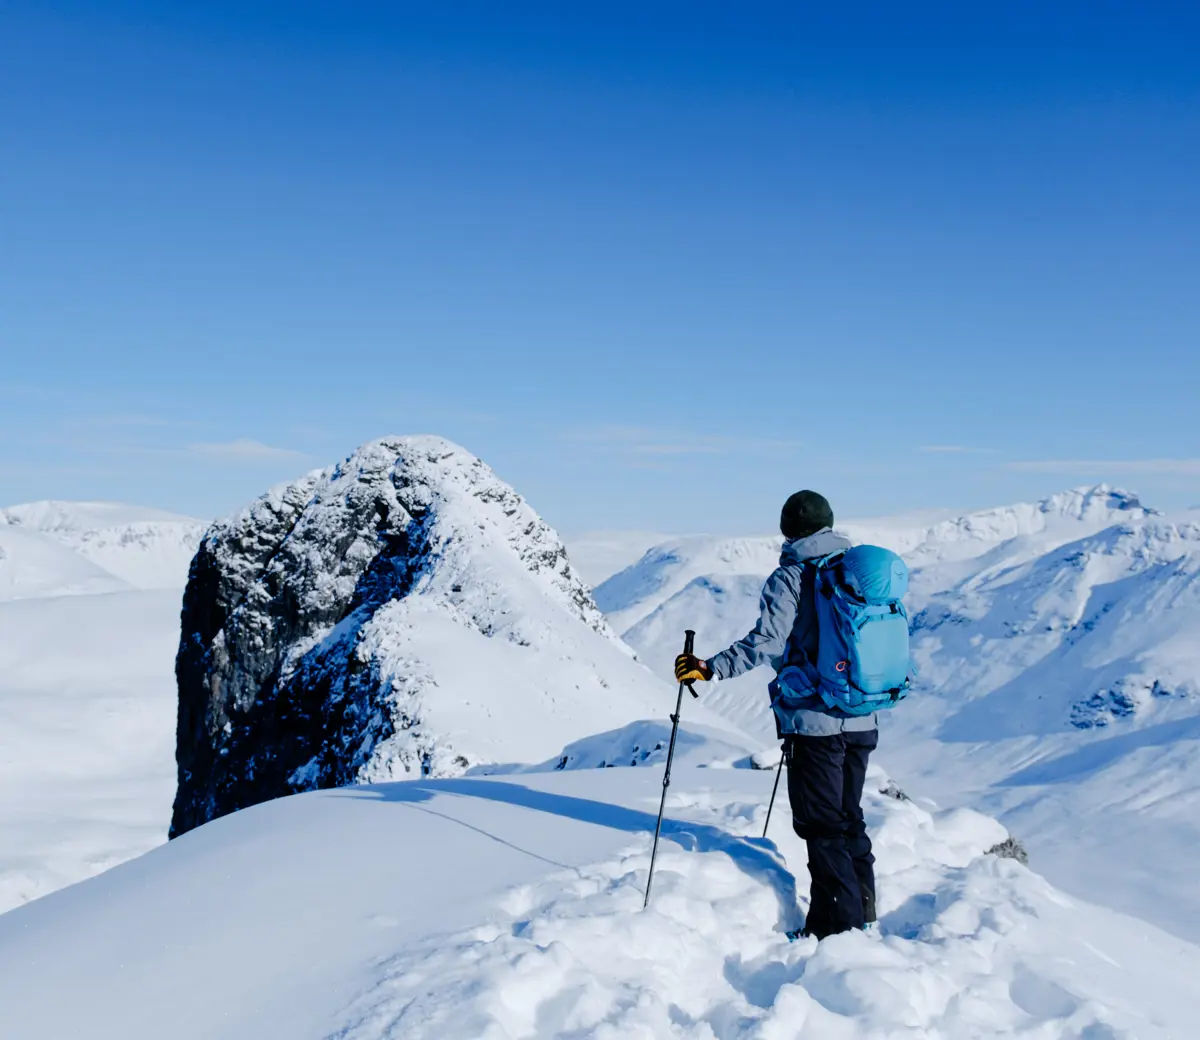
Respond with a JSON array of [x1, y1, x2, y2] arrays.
[[2, 2, 1198, 534]]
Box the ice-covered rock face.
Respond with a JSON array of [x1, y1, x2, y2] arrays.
[[171, 435, 666, 838]]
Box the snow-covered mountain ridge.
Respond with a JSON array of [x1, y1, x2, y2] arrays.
[[863, 484, 1152, 562], [172, 435, 728, 836], [596, 485, 1175, 728], [918, 514, 1200, 736], [0, 523, 131, 600], [593, 486, 1151, 639], [0, 500, 204, 590]]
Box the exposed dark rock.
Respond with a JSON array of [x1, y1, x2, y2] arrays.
[[170, 436, 627, 838], [986, 836, 1030, 865]]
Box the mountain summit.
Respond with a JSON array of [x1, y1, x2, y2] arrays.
[[171, 436, 674, 837]]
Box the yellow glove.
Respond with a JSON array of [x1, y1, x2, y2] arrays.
[[675, 653, 713, 684]]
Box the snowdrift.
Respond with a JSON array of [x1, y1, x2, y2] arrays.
[[2, 758, 1196, 1039]]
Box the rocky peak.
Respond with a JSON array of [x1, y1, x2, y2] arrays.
[[171, 436, 659, 838]]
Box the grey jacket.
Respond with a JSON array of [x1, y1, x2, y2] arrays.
[[706, 528, 878, 737]]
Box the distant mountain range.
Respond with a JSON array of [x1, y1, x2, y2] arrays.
[[0, 500, 204, 593]]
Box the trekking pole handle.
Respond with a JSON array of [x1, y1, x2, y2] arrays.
[[682, 629, 699, 698]]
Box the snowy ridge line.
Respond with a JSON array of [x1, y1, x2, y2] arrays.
[[594, 484, 1151, 638], [917, 513, 1200, 739], [0, 499, 204, 591], [847, 484, 1152, 562], [172, 435, 736, 838], [0, 500, 195, 533], [0, 523, 132, 600]]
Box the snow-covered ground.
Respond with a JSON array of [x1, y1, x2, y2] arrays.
[[596, 487, 1200, 942], [0, 503, 200, 913], [4, 741, 1196, 1040], [3, 484, 1199, 1038]]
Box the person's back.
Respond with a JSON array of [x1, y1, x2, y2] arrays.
[[675, 490, 880, 938]]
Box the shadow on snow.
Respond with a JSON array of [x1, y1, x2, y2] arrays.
[[338, 777, 802, 931]]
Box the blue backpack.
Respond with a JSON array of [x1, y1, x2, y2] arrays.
[[773, 545, 912, 723]]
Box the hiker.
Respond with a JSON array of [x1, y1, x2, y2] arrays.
[[675, 490, 906, 939]]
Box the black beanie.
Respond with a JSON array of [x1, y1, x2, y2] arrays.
[[780, 490, 834, 540]]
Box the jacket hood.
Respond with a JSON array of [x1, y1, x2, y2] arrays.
[[780, 527, 852, 566]]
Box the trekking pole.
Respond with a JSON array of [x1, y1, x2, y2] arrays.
[[762, 746, 785, 838], [644, 629, 700, 909]]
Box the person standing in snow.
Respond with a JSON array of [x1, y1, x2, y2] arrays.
[[674, 491, 878, 939]]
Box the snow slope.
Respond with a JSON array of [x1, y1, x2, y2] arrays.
[[887, 510, 1200, 939], [0, 524, 131, 600], [565, 530, 674, 588], [594, 535, 783, 637], [0, 500, 204, 589], [595, 488, 1200, 941], [0, 502, 199, 913], [596, 487, 1153, 661], [4, 748, 1196, 1040], [0, 591, 182, 912]]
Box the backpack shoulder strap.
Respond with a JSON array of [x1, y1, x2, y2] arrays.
[[810, 550, 848, 598], [811, 550, 848, 569]]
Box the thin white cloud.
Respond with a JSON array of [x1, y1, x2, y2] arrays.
[[920, 445, 999, 455], [1007, 458, 1200, 476], [189, 439, 306, 462]]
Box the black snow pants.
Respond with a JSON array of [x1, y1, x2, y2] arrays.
[[785, 730, 878, 939]]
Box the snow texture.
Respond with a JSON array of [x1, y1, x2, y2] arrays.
[[2, 755, 1196, 1040]]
